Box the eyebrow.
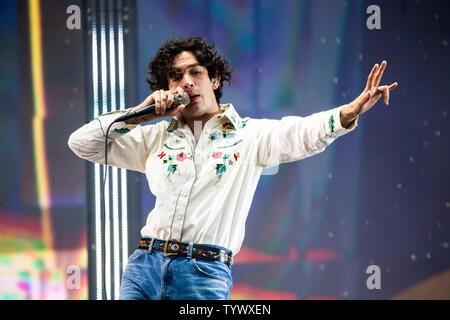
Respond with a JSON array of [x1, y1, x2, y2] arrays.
[[171, 63, 202, 73]]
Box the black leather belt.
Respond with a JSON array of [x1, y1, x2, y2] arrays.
[[138, 238, 233, 265]]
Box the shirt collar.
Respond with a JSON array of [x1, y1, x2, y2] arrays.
[[166, 103, 242, 132], [218, 103, 241, 129]]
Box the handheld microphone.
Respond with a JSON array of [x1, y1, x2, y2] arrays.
[[113, 92, 190, 123]]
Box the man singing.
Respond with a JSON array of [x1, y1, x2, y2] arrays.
[[68, 35, 398, 300]]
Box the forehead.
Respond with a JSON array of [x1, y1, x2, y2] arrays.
[[172, 51, 200, 69]]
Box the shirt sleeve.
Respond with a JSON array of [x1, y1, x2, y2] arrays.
[[68, 110, 164, 173], [255, 105, 358, 168]]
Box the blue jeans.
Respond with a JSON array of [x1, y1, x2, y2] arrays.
[[119, 244, 233, 300]]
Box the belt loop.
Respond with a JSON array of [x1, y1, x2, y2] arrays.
[[229, 253, 234, 266], [187, 242, 194, 259], [148, 238, 155, 254]]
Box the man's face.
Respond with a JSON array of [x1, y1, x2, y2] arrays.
[[167, 51, 220, 119]]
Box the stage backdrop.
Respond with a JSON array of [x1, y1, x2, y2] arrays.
[[135, 0, 450, 300], [0, 0, 449, 300], [0, 0, 88, 299]]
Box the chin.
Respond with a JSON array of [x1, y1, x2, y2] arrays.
[[185, 103, 202, 113], [181, 106, 199, 118]]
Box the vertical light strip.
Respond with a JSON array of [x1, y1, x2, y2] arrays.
[[112, 166, 120, 299], [94, 164, 102, 300], [99, 0, 112, 300], [91, 0, 128, 299], [117, 0, 129, 273], [120, 168, 128, 270], [91, 7, 103, 300], [103, 166, 111, 298], [99, 1, 108, 116], [28, 0, 54, 270], [108, 0, 121, 299]]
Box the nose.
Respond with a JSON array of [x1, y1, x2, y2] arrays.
[[181, 73, 194, 89]]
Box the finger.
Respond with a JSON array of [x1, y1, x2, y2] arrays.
[[154, 91, 161, 114], [382, 86, 390, 106], [373, 60, 387, 88], [159, 89, 168, 114], [366, 64, 379, 89], [143, 93, 155, 107], [175, 86, 184, 98], [376, 85, 389, 106], [166, 91, 174, 110], [389, 82, 398, 90]]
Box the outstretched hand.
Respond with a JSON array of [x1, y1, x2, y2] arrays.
[[340, 60, 398, 128]]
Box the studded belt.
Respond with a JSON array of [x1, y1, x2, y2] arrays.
[[138, 238, 233, 265]]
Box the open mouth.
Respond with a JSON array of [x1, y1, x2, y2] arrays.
[[188, 94, 200, 102]]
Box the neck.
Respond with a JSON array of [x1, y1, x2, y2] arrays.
[[184, 105, 222, 134]]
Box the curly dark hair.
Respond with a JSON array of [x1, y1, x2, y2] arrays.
[[146, 35, 233, 103]]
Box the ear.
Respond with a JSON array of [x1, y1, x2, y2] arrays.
[[212, 75, 220, 90]]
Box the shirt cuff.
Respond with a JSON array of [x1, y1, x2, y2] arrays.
[[327, 105, 358, 138]]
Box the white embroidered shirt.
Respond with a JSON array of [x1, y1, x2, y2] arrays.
[[68, 103, 357, 254]]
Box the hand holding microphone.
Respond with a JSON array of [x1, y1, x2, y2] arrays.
[[117, 87, 190, 125]]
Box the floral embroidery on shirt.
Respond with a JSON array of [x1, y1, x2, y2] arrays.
[[221, 121, 236, 140], [216, 163, 226, 173], [209, 118, 242, 142], [239, 119, 248, 129], [177, 152, 187, 162], [113, 128, 130, 134], [158, 151, 166, 159], [328, 115, 335, 133], [224, 132, 236, 139], [212, 151, 240, 183], [209, 131, 219, 141], [210, 129, 235, 140], [157, 151, 192, 181], [212, 151, 222, 159], [222, 121, 234, 133], [167, 164, 178, 177]]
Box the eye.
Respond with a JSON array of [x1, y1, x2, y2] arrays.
[[168, 69, 182, 81]]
